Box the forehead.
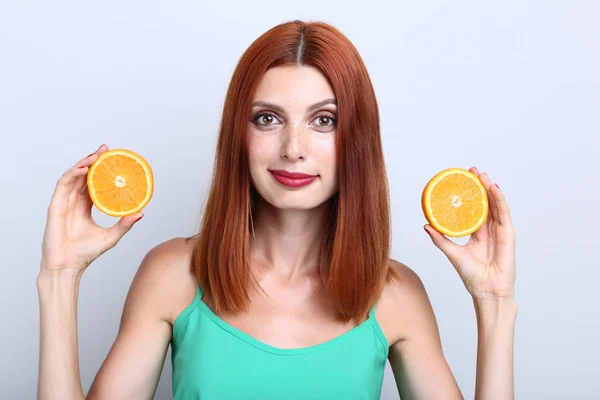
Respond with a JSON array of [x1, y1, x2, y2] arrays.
[[253, 66, 335, 105]]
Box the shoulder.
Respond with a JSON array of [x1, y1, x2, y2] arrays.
[[127, 236, 198, 325], [381, 259, 430, 310], [376, 259, 436, 346]]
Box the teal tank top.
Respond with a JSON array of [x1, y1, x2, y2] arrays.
[[170, 284, 389, 399]]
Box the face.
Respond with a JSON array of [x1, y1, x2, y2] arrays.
[[247, 66, 339, 210]]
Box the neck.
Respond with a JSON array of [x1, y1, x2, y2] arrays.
[[250, 197, 332, 282]]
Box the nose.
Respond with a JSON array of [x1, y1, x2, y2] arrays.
[[280, 123, 307, 161]]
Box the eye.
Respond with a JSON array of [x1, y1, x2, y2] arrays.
[[311, 115, 336, 129], [253, 113, 281, 126]]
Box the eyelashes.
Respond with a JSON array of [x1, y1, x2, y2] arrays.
[[253, 113, 281, 126], [251, 112, 337, 131]]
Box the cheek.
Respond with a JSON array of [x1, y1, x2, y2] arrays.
[[315, 139, 337, 170], [247, 130, 269, 162]]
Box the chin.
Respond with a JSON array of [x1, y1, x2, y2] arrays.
[[249, 175, 338, 210], [260, 190, 337, 211]]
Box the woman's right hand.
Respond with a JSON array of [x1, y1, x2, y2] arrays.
[[40, 144, 144, 276]]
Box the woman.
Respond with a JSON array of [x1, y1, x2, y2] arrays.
[[37, 20, 517, 399]]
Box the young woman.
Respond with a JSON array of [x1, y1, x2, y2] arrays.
[[37, 20, 517, 399]]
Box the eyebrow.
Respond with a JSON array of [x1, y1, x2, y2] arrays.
[[251, 98, 337, 114]]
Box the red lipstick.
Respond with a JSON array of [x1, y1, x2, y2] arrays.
[[269, 170, 318, 188]]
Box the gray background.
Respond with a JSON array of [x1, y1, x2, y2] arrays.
[[1, 1, 599, 399]]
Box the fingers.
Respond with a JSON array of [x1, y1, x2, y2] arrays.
[[489, 182, 512, 228], [70, 144, 107, 171], [467, 167, 488, 241], [104, 212, 144, 249], [71, 155, 97, 194], [72, 144, 110, 192], [470, 167, 512, 228], [74, 144, 111, 215], [74, 184, 94, 217], [469, 216, 489, 243], [54, 145, 104, 193], [424, 225, 466, 267], [49, 145, 108, 217], [49, 166, 94, 217], [470, 167, 499, 223]]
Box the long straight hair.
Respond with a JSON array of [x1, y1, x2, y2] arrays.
[[191, 20, 396, 323]]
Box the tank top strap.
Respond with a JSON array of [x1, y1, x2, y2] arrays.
[[171, 283, 203, 341], [367, 300, 389, 353]]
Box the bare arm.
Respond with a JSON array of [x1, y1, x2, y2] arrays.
[[386, 262, 517, 399], [85, 242, 179, 399], [386, 262, 463, 400], [37, 270, 86, 399], [473, 298, 517, 399], [37, 144, 176, 399], [37, 241, 181, 399], [36, 250, 172, 399], [413, 167, 517, 399]]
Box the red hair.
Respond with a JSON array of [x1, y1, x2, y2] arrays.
[[191, 20, 396, 323]]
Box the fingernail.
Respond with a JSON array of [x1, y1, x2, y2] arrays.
[[86, 153, 95, 158], [424, 226, 431, 235], [134, 215, 144, 223], [494, 184, 500, 190], [78, 165, 87, 169]]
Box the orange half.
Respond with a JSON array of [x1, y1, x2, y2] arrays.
[[421, 168, 488, 237], [87, 149, 154, 217]]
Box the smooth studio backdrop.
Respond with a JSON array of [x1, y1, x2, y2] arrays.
[[1, 1, 599, 399]]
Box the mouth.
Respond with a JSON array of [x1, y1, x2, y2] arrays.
[[268, 170, 319, 188], [269, 170, 317, 179]]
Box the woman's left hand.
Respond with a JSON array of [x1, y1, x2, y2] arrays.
[[424, 167, 516, 301]]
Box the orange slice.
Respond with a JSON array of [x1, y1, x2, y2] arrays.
[[421, 168, 488, 237], [87, 149, 154, 217]]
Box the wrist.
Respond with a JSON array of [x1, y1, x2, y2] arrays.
[[473, 296, 518, 325], [37, 267, 84, 286], [473, 295, 517, 307]]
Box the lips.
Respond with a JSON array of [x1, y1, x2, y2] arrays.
[[269, 170, 317, 179], [269, 170, 318, 188]]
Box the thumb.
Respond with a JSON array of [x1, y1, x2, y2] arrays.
[[424, 225, 465, 267], [105, 212, 144, 249]]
